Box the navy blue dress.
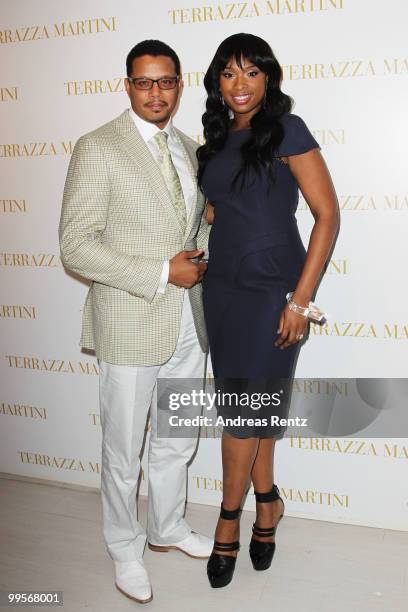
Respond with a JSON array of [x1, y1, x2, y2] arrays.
[[201, 113, 320, 437]]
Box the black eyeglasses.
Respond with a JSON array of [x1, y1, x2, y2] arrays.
[[127, 76, 179, 90]]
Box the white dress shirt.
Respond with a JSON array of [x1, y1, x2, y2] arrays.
[[128, 108, 195, 293]]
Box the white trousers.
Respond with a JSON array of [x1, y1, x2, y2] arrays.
[[98, 293, 206, 562]]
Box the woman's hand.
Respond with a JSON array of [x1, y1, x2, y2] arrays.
[[205, 202, 215, 225], [274, 304, 308, 349]]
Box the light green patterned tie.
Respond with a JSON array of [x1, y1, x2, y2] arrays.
[[153, 131, 187, 229]]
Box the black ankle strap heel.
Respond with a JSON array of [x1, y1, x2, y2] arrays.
[[254, 484, 282, 503], [219, 503, 241, 520], [249, 484, 284, 571], [207, 503, 241, 588]]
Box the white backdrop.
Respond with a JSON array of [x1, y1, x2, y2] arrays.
[[1, 0, 407, 531]]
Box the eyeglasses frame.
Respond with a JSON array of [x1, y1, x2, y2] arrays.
[[127, 75, 180, 90]]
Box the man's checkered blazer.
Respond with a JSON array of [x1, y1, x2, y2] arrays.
[[59, 110, 209, 365]]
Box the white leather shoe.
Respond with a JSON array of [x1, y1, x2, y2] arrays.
[[148, 531, 213, 558], [114, 559, 153, 604]]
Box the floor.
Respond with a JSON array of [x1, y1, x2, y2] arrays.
[[0, 475, 407, 612]]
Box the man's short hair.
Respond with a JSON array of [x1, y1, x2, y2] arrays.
[[126, 40, 181, 76]]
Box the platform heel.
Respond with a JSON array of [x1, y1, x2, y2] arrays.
[[207, 503, 241, 588], [249, 484, 284, 571]]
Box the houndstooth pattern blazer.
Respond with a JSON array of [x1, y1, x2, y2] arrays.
[[59, 109, 210, 365]]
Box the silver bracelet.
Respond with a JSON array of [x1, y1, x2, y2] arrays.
[[286, 292, 327, 323], [287, 297, 309, 318]]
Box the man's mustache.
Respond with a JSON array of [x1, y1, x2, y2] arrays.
[[144, 100, 168, 107]]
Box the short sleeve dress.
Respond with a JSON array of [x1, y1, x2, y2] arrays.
[[200, 113, 320, 437]]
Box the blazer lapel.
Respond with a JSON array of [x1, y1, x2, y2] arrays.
[[114, 111, 183, 234]]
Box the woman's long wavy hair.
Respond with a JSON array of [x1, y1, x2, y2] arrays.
[[197, 33, 293, 189]]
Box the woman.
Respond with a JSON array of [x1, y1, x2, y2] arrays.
[[197, 33, 339, 588]]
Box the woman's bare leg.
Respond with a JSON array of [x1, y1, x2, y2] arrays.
[[250, 437, 284, 542], [213, 432, 259, 556]]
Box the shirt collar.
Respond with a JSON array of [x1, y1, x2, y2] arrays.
[[128, 107, 174, 144]]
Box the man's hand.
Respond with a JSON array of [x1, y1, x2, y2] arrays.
[[168, 249, 207, 288]]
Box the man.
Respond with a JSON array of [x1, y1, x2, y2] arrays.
[[59, 40, 211, 604]]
